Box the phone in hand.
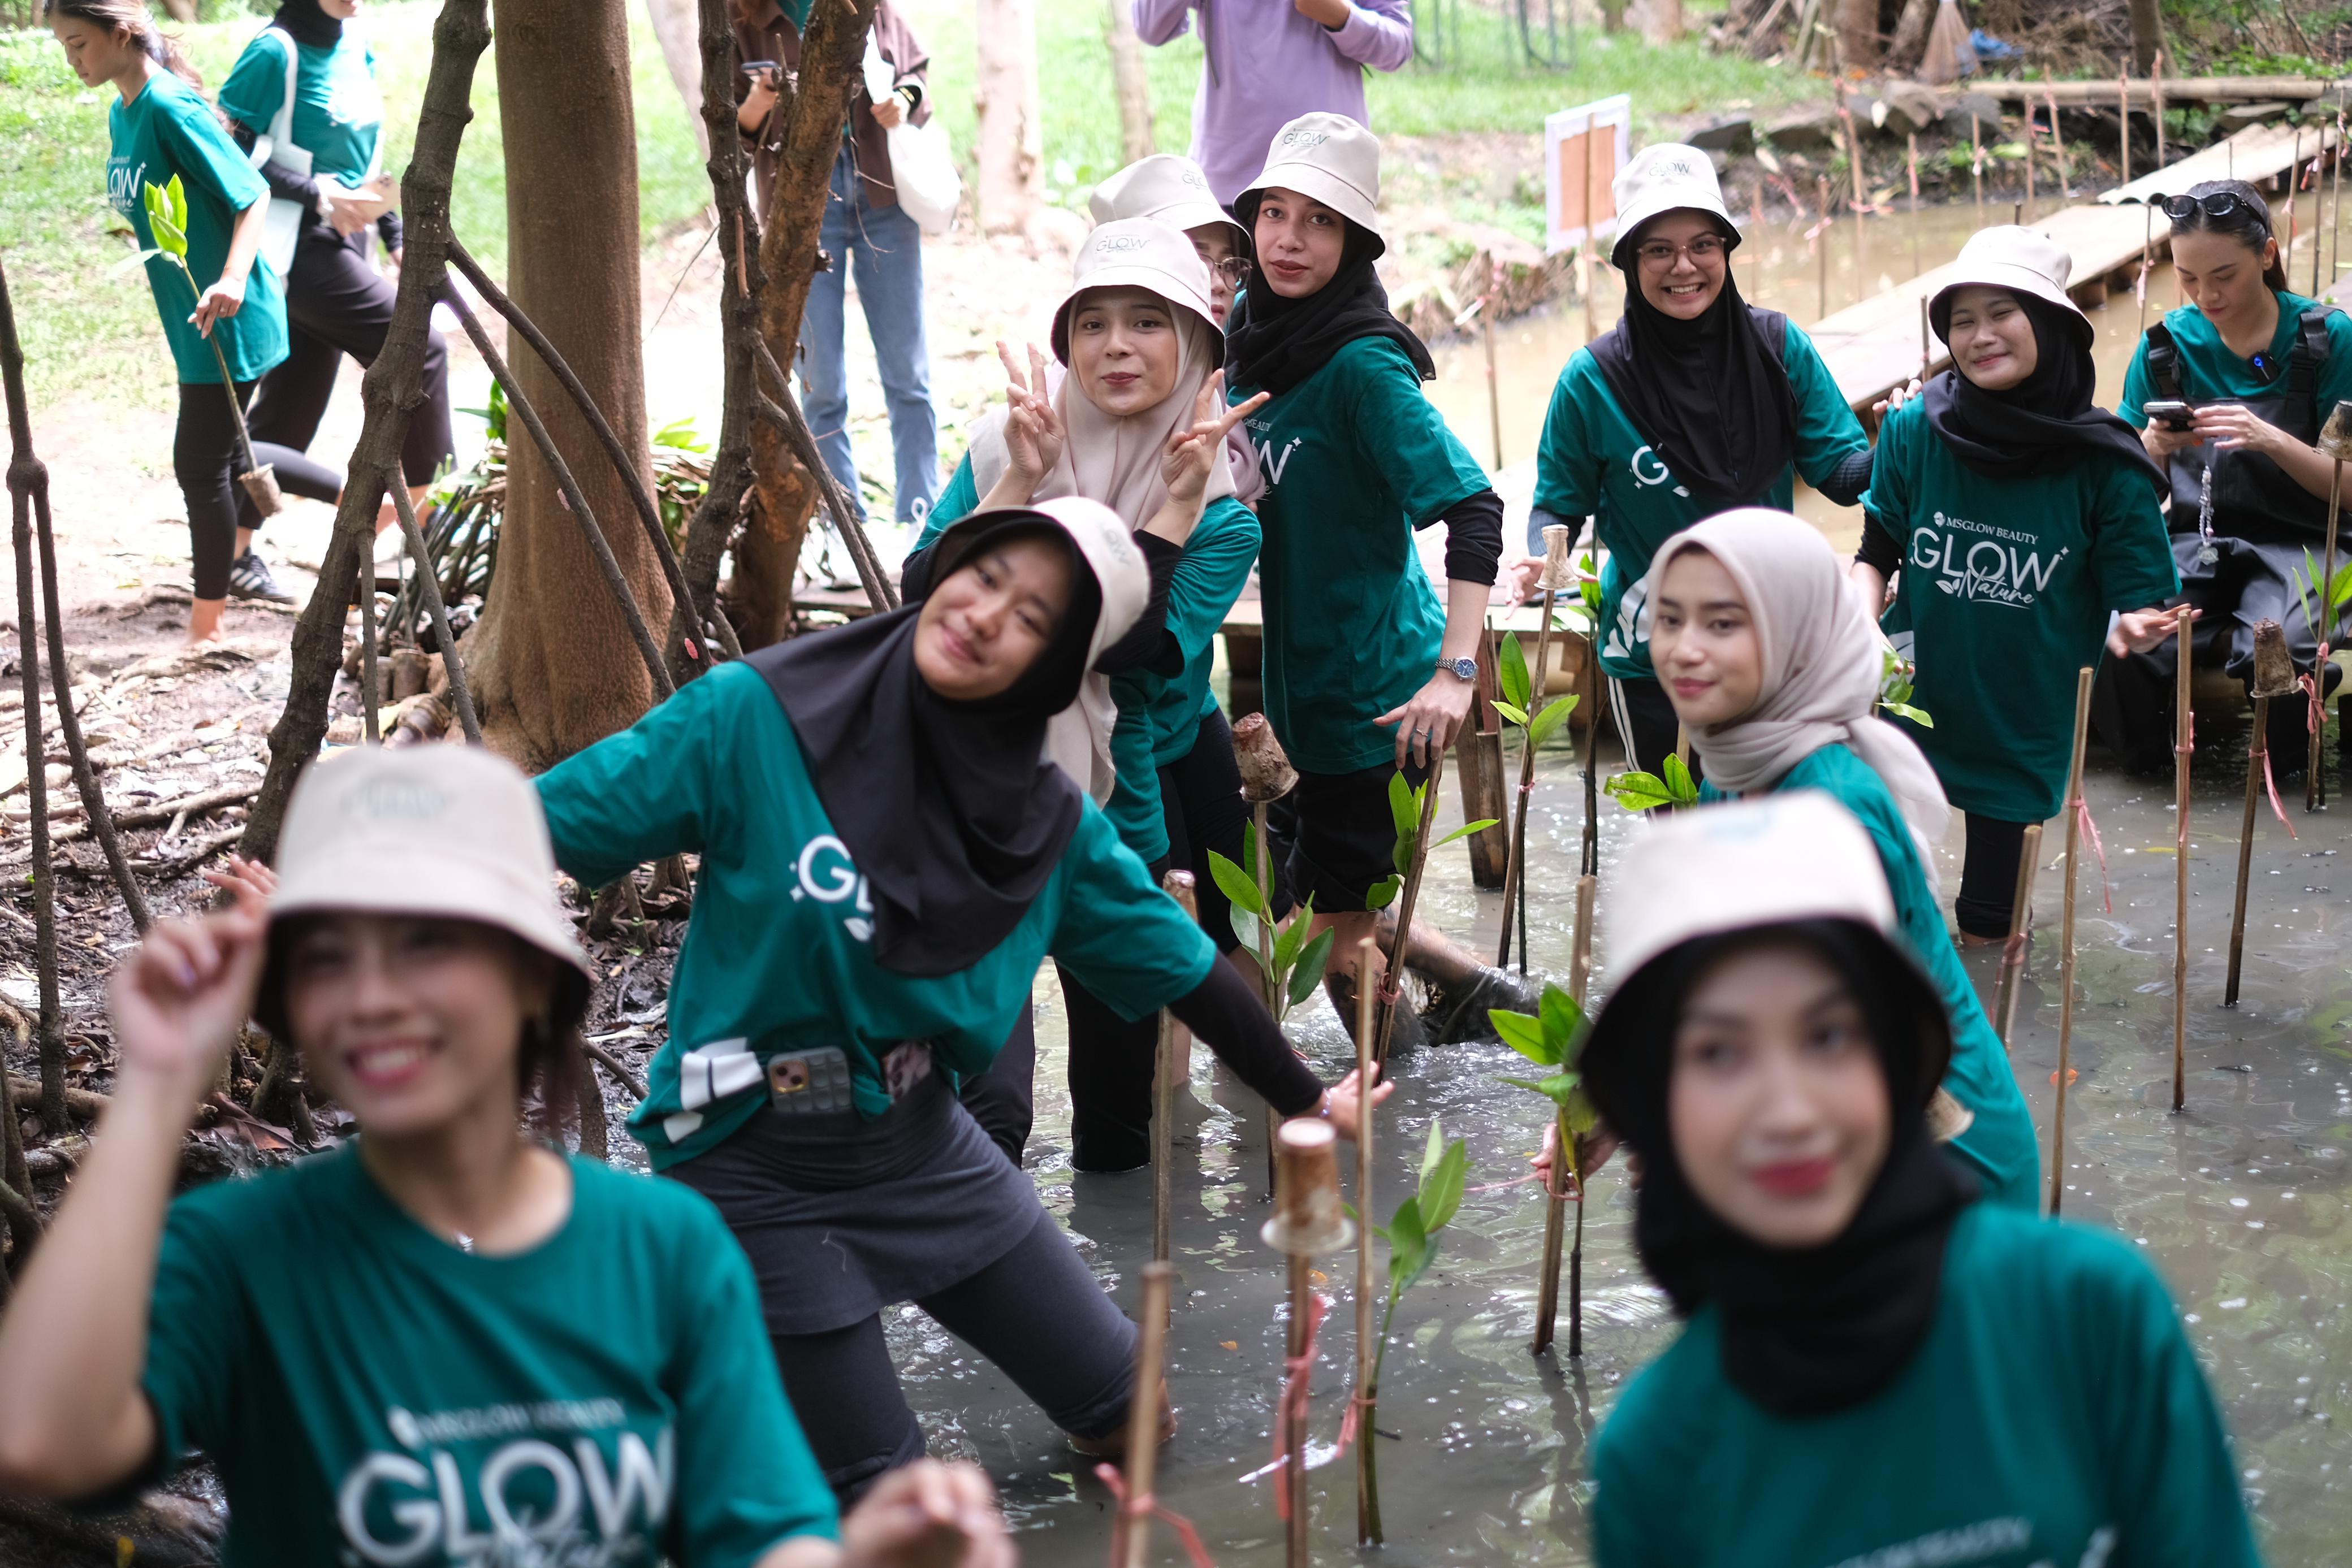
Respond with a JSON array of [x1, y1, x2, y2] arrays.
[[740, 58, 779, 81], [2143, 400, 2198, 432]]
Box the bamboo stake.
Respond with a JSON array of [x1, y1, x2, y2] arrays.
[[2290, 129, 2303, 270], [1352, 937, 1378, 1548], [1992, 822, 2042, 1047], [1153, 870, 1197, 1265], [1569, 873, 1597, 1007], [1817, 175, 1831, 320], [1256, 799, 1282, 1197], [2139, 198, 2155, 339], [1921, 296, 1932, 382], [1235, 716, 1298, 1198], [2227, 621, 2298, 1004], [1564, 873, 1595, 1359], [1116, 1261, 1173, 1568], [2048, 667, 2092, 1218], [2023, 114, 2037, 221], [2120, 70, 2132, 189], [1286, 1253, 1311, 1566], [1971, 112, 1984, 215], [2173, 607, 2193, 1112], [2310, 438, 2344, 808], [1264, 1122, 1349, 1567], [1908, 132, 1923, 278], [2045, 81, 2070, 199], [1482, 292, 1503, 470], [1498, 527, 1572, 972], [1582, 122, 1597, 348], [1372, 753, 1446, 1068], [2315, 133, 2327, 299], [1532, 874, 1597, 1357], [2153, 52, 2167, 169], [2333, 111, 2344, 288]]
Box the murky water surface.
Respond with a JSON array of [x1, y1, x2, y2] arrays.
[[890, 203, 2352, 1566]]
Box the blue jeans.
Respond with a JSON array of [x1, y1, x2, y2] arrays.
[[799, 151, 941, 523]]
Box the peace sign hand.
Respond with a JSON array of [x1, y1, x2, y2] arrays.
[[995, 340, 1064, 498], [1161, 376, 1268, 511]]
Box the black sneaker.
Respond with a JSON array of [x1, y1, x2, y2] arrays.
[[226, 549, 294, 604]]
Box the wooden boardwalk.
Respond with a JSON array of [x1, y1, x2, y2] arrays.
[[1815, 122, 2342, 413]]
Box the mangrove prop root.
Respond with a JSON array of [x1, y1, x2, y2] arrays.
[[388, 478, 483, 744], [358, 548, 382, 743], [440, 284, 675, 700], [750, 340, 896, 614], [243, 0, 495, 865], [8, 431, 64, 1136], [583, 1040, 649, 1101], [445, 236, 738, 667]]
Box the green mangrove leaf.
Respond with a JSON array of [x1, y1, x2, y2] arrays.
[[1527, 694, 1580, 749], [1419, 1136, 1467, 1234], [1661, 753, 1698, 803], [1882, 700, 1934, 727], [1490, 699, 1529, 727], [1205, 850, 1267, 924], [1387, 772, 1419, 842], [1433, 817, 1498, 848], [1538, 982, 1584, 1052], [1366, 874, 1400, 911], [1604, 770, 1680, 812], [1229, 904, 1263, 963], [1387, 1196, 1432, 1293], [1500, 632, 1532, 711], [1290, 927, 1335, 1007], [1489, 1008, 1555, 1065]]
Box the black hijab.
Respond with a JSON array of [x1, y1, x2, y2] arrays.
[[1582, 920, 1978, 1417], [1588, 220, 1797, 508], [750, 516, 1102, 977], [1223, 217, 1435, 396], [272, 0, 343, 49], [1922, 293, 2167, 493]]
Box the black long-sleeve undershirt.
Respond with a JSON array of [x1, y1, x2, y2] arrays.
[[1855, 513, 1901, 576], [1817, 445, 1874, 508], [226, 120, 402, 258], [1428, 487, 1504, 586], [1164, 951, 1326, 1116]]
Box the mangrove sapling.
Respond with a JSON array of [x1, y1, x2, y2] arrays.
[[1209, 830, 1335, 1032], [1492, 984, 1597, 1357], [2227, 621, 2303, 1006], [1356, 1118, 1469, 1547], [1491, 627, 1581, 975], [1603, 753, 1700, 813], [1234, 713, 1301, 1187], [1368, 769, 1497, 1065], [122, 179, 280, 520]]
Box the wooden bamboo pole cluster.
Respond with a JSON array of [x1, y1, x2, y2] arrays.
[[1263, 1120, 1353, 1566]]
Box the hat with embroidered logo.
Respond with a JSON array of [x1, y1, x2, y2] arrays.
[[1089, 154, 1246, 248], [1611, 142, 1741, 270], [1049, 218, 1222, 364], [1234, 112, 1385, 253]]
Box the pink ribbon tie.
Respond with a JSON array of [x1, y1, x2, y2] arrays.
[[1097, 1466, 1218, 1568]]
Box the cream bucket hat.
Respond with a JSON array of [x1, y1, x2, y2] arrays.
[[1234, 112, 1385, 254], [1050, 218, 1223, 365], [1089, 154, 1245, 248], [1929, 225, 2091, 346], [1610, 143, 1741, 268]]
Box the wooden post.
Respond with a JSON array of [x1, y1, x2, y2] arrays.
[[2048, 666, 2093, 1217], [1920, 296, 1932, 382], [1116, 1261, 1173, 1568], [1373, 754, 1446, 1068], [1257, 795, 1282, 1196], [2152, 51, 2166, 169], [1569, 873, 1597, 1008], [2228, 621, 2299, 1005], [2139, 198, 2155, 339], [1352, 937, 1379, 1548], [2046, 81, 2070, 198], [2120, 70, 2132, 189], [2333, 110, 2344, 291], [1153, 870, 1197, 1264], [1971, 112, 1984, 214], [2315, 130, 2327, 299], [1286, 1253, 1311, 1565], [2290, 128, 2303, 269], [1499, 527, 1572, 970], [2173, 607, 2192, 1112], [1458, 624, 1510, 891], [1582, 124, 1598, 348], [1817, 175, 1831, 320], [1992, 822, 2042, 1047]]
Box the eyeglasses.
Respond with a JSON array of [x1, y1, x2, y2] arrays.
[[1634, 235, 1728, 270], [2160, 191, 2262, 226], [1202, 255, 1252, 288]]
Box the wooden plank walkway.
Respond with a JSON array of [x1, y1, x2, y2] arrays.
[[1815, 122, 2342, 412]]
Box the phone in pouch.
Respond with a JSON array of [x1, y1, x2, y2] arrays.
[[768, 1047, 854, 1115], [2143, 400, 2198, 431]]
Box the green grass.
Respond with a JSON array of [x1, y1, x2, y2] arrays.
[[0, 1, 710, 414]]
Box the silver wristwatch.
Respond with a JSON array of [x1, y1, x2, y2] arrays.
[[1437, 656, 1478, 682]]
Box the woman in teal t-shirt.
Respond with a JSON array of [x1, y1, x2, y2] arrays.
[[1645, 508, 2040, 1210], [911, 219, 1270, 1170], [2110, 178, 2352, 773], [48, 0, 299, 643], [536, 499, 1383, 1501], [0, 746, 1009, 1567], [1578, 794, 2260, 1568], [218, 0, 455, 576], [1531, 144, 1870, 778], [1853, 227, 2180, 944], [1221, 111, 1510, 1032]]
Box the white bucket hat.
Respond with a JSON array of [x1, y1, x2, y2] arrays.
[[1089, 154, 1245, 248], [1929, 225, 2091, 346], [1050, 218, 1223, 365], [1235, 112, 1385, 254], [1610, 142, 1741, 269], [260, 745, 593, 1025]]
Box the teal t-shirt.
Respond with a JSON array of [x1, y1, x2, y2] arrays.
[[107, 70, 287, 385], [218, 24, 387, 189], [919, 456, 1261, 864], [1592, 1202, 2261, 1568], [142, 1144, 837, 1566], [1864, 398, 2178, 822], [535, 661, 1218, 1166], [1234, 336, 1489, 774], [2120, 289, 2352, 427], [1531, 322, 1867, 681], [1705, 750, 2040, 1211]]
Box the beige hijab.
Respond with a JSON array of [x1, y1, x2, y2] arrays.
[[1646, 508, 1952, 894]]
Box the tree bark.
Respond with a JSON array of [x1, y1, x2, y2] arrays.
[[1638, 0, 1684, 44], [469, 0, 675, 770], [642, 0, 710, 155], [1888, 0, 1934, 73], [1107, 0, 1155, 165], [2128, 0, 2164, 75], [1834, 0, 1878, 72], [976, 0, 1044, 235]]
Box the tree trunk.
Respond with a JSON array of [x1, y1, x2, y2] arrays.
[[2128, 0, 2163, 75], [976, 0, 1044, 235], [469, 0, 675, 769], [1834, 0, 1877, 71], [1888, 0, 1934, 73], [1638, 0, 1684, 43], [1107, 0, 1155, 165], [1599, 0, 1626, 33], [643, 0, 710, 155]]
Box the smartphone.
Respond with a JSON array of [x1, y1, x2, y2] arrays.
[[768, 1046, 854, 1115], [740, 58, 779, 79], [2143, 400, 2197, 432]]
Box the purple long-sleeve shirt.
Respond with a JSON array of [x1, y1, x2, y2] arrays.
[[1131, 0, 1414, 206]]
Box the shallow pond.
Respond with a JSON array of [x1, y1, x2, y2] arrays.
[[864, 712, 2352, 1564]]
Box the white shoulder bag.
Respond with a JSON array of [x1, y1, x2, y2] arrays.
[[861, 33, 961, 237], [247, 25, 309, 278]]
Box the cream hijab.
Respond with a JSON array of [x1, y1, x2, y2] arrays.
[[1646, 508, 1953, 893]]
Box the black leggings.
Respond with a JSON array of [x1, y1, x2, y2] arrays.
[[234, 221, 455, 531], [1955, 813, 2031, 941], [173, 380, 340, 600], [1061, 707, 1274, 1172], [764, 1205, 1136, 1503], [956, 1002, 1035, 1167]]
